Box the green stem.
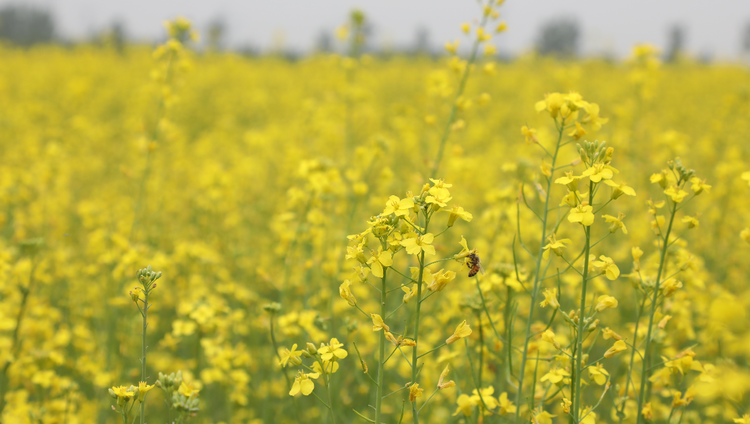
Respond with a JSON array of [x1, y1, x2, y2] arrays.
[[140, 290, 149, 424], [515, 118, 566, 422], [0, 258, 37, 415], [635, 206, 677, 424], [411, 250, 426, 424], [375, 268, 388, 424], [572, 179, 595, 422], [430, 11, 489, 177], [324, 368, 337, 424], [269, 316, 302, 422], [617, 291, 647, 423]]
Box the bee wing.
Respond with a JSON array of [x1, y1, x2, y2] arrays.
[[478, 263, 486, 275]]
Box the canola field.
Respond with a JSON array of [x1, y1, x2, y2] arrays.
[[1, 9, 750, 424]]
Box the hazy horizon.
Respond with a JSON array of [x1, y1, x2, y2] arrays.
[[4, 0, 750, 58]]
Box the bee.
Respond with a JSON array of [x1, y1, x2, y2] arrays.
[[466, 252, 485, 277]]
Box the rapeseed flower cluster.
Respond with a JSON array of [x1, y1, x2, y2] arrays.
[[0, 5, 748, 424]]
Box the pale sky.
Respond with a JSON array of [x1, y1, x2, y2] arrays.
[[6, 0, 750, 58]]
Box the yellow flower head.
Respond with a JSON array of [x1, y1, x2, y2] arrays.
[[682, 215, 699, 229], [540, 368, 570, 384], [543, 236, 572, 259], [568, 204, 595, 226], [401, 233, 436, 256], [138, 381, 154, 401], [279, 344, 304, 367], [289, 370, 320, 396], [541, 329, 561, 349], [471, 386, 499, 412], [602, 327, 623, 340], [427, 269, 456, 292], [409, 383, 424, 402], [446, 320, 472, 344], [534, 410, 557, 424], [383, 195, 414, 217], [437, 366, 455, 389], [690, 177, 711, 195], [339, 280, 356, 307], [111, 385, 135, 399], [453, 394, 476, 417], [178, 381, 199, 397], [602, 213, 628, 234], [582, 163, 618, 183], [555, 171, 582, 191], [497, 392, 516, 415], [604, 180, 636, 199], [664, 185, 689, 203], [446, 205, 473, 227], [568, 121, 587, 140], [592, 256, 620, 280], [371, 314, 390, 332], [320, 338, 348, 362], [540, 288, 560, 309], [402, 285, 418, 303], [367, 248, 393, 278], [595, 294, 619, 311], [522, 126, 538, 144], [588, 364, 610, 385], [426, 186, 453, 209], [604, 340, 627, 358]]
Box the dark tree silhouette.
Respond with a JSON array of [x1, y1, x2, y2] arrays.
[[536, 18, 579, 58], [0, 5, 55, 46]]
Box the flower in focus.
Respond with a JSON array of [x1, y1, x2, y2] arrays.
[[383, 195, 414, 217], [568, 204, 595, 226], [279, 344, 304, 367], [138, 381, 154, 401], [289, 371, 320, 396], [582, 164, 618, 183], [320, 338, 348, 361], [401, 233, 436, 256], [367, 248, 393, 278]]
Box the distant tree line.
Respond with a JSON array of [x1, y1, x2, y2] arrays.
[[0, 5, 55, 46], [3, 3, 750, 62]]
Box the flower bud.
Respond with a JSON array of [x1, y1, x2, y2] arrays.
[[306, 342, 318, 355], [579, 148, 589, 163], [263, 302, 282, 314]]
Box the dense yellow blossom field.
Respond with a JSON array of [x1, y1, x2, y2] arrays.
[[1, 10, 750, 424]]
